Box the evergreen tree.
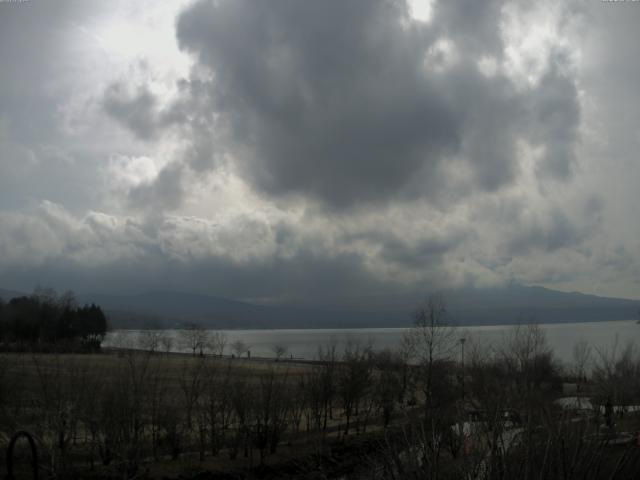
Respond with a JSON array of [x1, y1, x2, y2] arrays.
[[0, 289, 108, 350]]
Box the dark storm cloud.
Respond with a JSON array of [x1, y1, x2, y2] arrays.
[[96, 1, 582, 211], [126, 0, 579, 210], [174, 0, 459, 208]]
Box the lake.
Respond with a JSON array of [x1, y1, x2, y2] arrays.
[[103, 319, 640, 365]]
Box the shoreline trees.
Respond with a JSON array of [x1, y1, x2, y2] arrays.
[[0, 289, 107, 351]]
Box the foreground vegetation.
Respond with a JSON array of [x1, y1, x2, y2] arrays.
[[2, 296, 640, 479]]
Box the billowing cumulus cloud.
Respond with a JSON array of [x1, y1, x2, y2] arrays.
[[103, 0, 582, 210], [1, 0, 640, 304]]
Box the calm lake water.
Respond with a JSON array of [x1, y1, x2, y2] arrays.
[[104, 320, 640, 365]]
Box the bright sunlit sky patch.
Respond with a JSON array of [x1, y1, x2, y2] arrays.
[[408, 0, 434, 23]]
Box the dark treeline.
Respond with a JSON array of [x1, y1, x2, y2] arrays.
[[0, 288, 107, 351]]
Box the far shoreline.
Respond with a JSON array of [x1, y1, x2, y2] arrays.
[[107, 317, 639, 332]]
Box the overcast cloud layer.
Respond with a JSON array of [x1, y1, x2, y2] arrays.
[[1, 0, 639, 305]]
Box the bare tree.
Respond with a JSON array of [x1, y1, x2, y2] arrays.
[[96, 351, 153, 477], [159, 331, 174, 355], [229, 376, 252, 459], [572, 339, 592, 380], [316, 341, 338, 431], [496, 323, 560, 478], [338, 339, 373, 435], [252, 367, 291, 461], [288, 373, 307, 433], [200, 359, 233, 457], [209, 331, 228, 357], [177, 358, 206, 460], [372, 350, 403, 428], [138, 330, 162, 354], [398, 295, 460, 477], [271, 343, 288, 361], [403, 294, 457, 410], [180, 323, 210, 356], [592, 338, 640, 415], [572, 338, 592, 406], [145, 357, 168, 461], [32, 355, 88, 475], [500, 323, 556, 397], [231, 339, 249, 358]]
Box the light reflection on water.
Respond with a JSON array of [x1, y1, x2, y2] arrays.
[[103, 320, 640, 364]]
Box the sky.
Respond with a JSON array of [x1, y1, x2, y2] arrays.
[[0, 0, 639, 306]]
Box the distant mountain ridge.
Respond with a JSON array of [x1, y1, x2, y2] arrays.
[[445, 285, 640, 325], [77, 291, 394, 329], [1, 285, 638, 329]]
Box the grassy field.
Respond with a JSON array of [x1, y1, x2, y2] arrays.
[[0, 350, 394, 479], [4, 336, 640, 480]]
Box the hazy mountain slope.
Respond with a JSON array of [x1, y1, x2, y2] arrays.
[[445, 285, 640, 325], [77, 286, 640, 329], [78, 291, 402, 329], [2, 285, 638, 328]]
